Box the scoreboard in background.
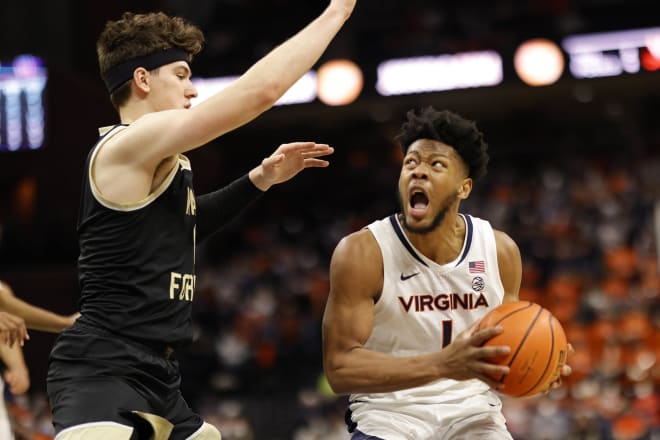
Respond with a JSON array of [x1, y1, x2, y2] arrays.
[[562, 27, 660, 79], [0, 55, 47, 152]]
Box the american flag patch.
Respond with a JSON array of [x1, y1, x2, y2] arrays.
[[469, 261, 485, 273]]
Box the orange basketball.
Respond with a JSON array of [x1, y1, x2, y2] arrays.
[[477, 301, 568, 397]]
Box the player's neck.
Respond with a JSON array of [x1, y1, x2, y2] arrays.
[[119, 107, 142, 124], [118, 98, 155, 124], [406, 212, 466, 265]]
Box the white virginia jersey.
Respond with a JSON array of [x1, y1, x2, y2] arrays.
[[351, 213, 505, 406]]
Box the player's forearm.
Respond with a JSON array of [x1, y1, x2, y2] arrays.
[[0, 342, 30, 395], [127, 5, 354, 159], [243, 6, 349, 94], [195, 174, 263, 242], [21, 307, 74, 333], [244, 5, 350, 98], [325, 348, 444, 394], [0, 342, 26, 370], [205, 5, 350, 115], [1, 297, 73, 333]]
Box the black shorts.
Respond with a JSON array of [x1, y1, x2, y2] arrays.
[[47, 322, 203, 439]]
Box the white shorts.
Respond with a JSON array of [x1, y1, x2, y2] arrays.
[[349, 390, 513, 440]]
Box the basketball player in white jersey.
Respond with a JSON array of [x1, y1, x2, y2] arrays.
[[0, 279, 78, 439], [322, 107, 571, 439], [0, 341, 29, 440]]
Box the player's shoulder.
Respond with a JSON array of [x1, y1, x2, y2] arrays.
[[332, 228, 381, 268], [335, 227, 378, 255], [493, 229, 521, 265], [330, 228, 384, 293], [0, 280, 12, 294]]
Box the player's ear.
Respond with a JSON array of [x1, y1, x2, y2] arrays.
[[457, 177, 472, 200], [133, 67, 150, 92]]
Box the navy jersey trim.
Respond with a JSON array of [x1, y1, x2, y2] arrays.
[[389, 214, 429, 267], [455, 214, 473, 267]]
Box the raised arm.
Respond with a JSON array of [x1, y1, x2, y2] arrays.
[[110, 1, 356, 166], [0, 281, 78, 334], [322, 230, 512, 395]]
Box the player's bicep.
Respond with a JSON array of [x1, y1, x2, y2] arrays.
[[322, 232, 382, 362], [494, 230, 522, 303], [104, 110, 199, 166], [111, 82, 277, 165]]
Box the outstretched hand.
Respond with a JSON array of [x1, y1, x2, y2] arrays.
[[436, 323, 511, 390], [250, 142, 334, 191], [0, 311, 29, 347]]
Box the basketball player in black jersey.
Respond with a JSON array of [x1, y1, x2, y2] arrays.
[[46, 2, 357, 439]]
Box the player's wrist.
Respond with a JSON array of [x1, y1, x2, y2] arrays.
[[421, 352, 449, 381], [248, 167, 271, 192], [324, 2, 353, 23]]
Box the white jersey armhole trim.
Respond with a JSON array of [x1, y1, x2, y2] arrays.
[[483, 219, 506, 300], [88, 125, 189, 212], [493, 248, 506, 300]]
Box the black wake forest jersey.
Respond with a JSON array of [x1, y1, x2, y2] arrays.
[[76, 125, 196, 348]]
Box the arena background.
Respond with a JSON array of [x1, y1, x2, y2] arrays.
[[1, 1, 659, 439]]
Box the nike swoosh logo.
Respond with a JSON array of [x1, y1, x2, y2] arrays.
[[400, 272, 420, 281]]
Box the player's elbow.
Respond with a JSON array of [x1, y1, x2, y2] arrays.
[[324, 371, 348, 395], [251, 80, 283, 110], [0, 284, 13, 306], [323, 358, 352, 395]]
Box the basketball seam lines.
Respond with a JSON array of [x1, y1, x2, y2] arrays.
[[517, 313, 556, 397], [497, 305, 543, 387], [491, 302, 534, 327]]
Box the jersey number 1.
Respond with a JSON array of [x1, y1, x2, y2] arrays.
[[441, 320, 453, 348]]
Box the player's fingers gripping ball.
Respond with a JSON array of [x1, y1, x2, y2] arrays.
[[477, 301, 568, 397]]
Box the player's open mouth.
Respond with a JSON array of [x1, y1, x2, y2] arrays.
[[409, 190, 429, 218]]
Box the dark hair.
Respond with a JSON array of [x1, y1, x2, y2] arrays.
[[96, 12, 205, 108], [396, 107, 489, 180]]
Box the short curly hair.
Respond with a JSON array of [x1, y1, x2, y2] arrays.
[[96, 12, 205, 108], [396, 107, 489, 181]]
